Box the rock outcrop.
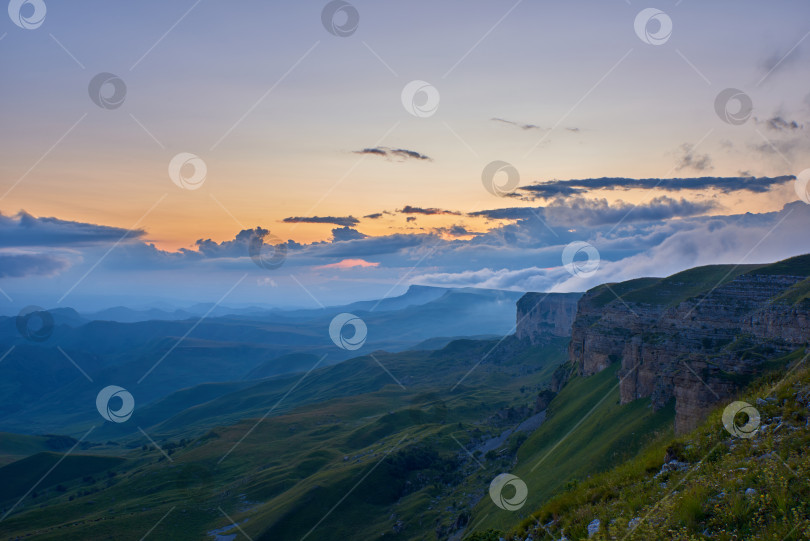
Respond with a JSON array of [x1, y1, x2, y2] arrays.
[[516, 292, 582, 343], [565, 258, 810, 433]]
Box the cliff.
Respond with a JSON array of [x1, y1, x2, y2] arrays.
[[515, 292, 583, 343], [566, 254, 810, 433]]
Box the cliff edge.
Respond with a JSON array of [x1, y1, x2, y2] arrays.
[[565, 254, 810, 433]]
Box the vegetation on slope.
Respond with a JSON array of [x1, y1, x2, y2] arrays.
[[0, 337, 568, 540], [464, 362, 675, 535], [495, 348, 810, 541]]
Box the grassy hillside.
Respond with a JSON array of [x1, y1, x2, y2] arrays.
[[0, 453, 125, 502], [585, 254, 810, 310], [0, 433, 79, 467], [464, 362, 675, 534], [0, 336, 570, 540], [490, 348, 810, 540]]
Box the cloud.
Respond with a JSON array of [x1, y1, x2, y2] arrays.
[[746, 115, 807, 166], [491, 117, 541, 130], [356, 147, 387, 156], [750, 137, 809, 164], [491, 118, 580, 133], [469, 207, 539, 221], [2, 191, 808, 311], [317, 258, 379, 270], [756, 115, 803, 131], [354, 147, 431, 161], [406, 216, 416, 223], [469, 196, 715, 227], [414, 266, 561, 290], [282, 216, 359, 227], [364, 213, 384, 219], [0, 211, 145, 248], [193, 228, 276, 259], [761, 39, 806, 81], [554, 201, 810, 292], [0, 251, 70, 277], [303, 233, 432, 259], [413, 202, 810, 294], [542, 196, 716, 227], [436, 225, 481, 237], [331, 226, 367, 242], [513, 184, 586, 199], [519, 176, 793, 198], [399, 205, 461, 216], [674, 143, 713, 172]]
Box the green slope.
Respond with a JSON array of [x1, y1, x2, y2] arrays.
[[0, 337, 570, 540], [466, 362, 675, 534], [0, 452, 125, 502], [507, 348, 810, 540]]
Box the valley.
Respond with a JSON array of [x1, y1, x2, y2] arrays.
[[1, 255, 809, 540]]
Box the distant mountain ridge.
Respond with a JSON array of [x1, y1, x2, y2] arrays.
[[0, 285, 525, 435], [73, 285, 453, 323]]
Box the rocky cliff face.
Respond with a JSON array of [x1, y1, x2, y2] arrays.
[[516, 292, 582, 343], [567, 265, 810, 434]]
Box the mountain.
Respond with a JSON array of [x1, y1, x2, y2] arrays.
[[0, 285, 526, 435], [1, 256, 809, 540], [565, 254, 810, 432], [0, 333, 573, 539], [515, 292, 583, 343], [488, 346, 810, 540], [78, 286, 452, 323]]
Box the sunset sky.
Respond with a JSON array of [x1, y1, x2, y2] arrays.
[[1, 0, 809, 310]]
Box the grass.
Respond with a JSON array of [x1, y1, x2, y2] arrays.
[[0, 452, 125, 501], [507, 348, 810, 541], [466, 361, 675, 533], [583, 254, 810, 310], [770, 277, 810, 306], [0, 336, 570, 540]]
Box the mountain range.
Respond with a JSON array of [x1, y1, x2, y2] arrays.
[[0, 255, 808, 540]]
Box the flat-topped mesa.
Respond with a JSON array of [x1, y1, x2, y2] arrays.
[[567, 255, 810, 434], [516, 292, 583, 343]]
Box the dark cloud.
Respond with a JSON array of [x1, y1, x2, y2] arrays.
[[491, 117, 541, 130], [331, 226, 367, 242], [513, 184, 586, 199], [519, 176, 793, 198], [356, 147, 387, 156], [748, 115, 808, 164], [391, 148, 430, 160], [756, 115, 803, 131], [491, 118, 580, 133], [0, 252, 69, 277], [406, 217, 416, 223], [354, 147, 431, 161], [193, 228, 290, 259], [282, 216, 359, 227], [399, 205, 461, 216], [674, 143, 713, 172], [436, 225, 480, 237], [364, 213, 383, 219], [0, 211, 145, 248], [468, 207, 538, 221]]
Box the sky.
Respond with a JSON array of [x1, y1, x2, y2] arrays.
[[1, 0, 810, 311]]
